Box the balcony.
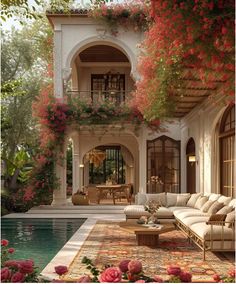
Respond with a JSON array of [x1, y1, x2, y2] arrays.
[[66, 90, 131, 106]]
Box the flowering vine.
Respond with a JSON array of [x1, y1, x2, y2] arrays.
[[132, 0, 235, 120]]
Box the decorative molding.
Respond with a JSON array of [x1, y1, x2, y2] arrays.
[[96, 28, 107, 39]]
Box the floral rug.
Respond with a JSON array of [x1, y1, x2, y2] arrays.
[[63, 221, 234, 282]]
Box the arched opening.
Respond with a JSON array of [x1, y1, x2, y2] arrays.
[[82, 144, 134, 205], [68, 43, 135, 105], [219, 104, 235, 197], [186, 138, 196, 194], [147, 135, 180, 193]]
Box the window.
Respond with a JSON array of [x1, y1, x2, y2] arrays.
[[147, 136, 180, 193], [219, 104, 235, 197]]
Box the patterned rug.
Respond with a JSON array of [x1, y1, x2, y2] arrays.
[[63, 221, 235, 282]]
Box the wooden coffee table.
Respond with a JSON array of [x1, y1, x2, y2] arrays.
[[119, 220, 176, 246]]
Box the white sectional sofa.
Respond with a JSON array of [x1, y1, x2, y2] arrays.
[[124, 192, 235, 259]]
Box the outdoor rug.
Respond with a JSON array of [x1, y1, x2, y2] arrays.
[[63, 221, 235, 282]]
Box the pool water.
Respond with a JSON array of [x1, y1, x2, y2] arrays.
[[1, 218, 86, 271]]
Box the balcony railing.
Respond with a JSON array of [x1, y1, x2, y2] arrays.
[[66, 90, 131, 105]]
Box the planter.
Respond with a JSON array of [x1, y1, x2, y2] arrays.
[[72, 194, 89, 205]]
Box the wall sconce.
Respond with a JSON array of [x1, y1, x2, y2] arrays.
[[188, 156, 196, 163], [79, 164, 84, 168]]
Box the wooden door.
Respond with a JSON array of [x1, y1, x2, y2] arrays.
[[186, 138, 196, 194]]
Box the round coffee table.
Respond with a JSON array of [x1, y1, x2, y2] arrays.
[[119, 220, 176, 246]]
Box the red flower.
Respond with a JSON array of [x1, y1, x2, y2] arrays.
[[167, 265, 182, 276], [1, 267, 12, 282], [18, 260, 34, 274], [179, 271, 192, 282], [54, 265, 68, 276], [99, 267, 122, 283], [4, 260, 20, 269], [213, 274, 221, 282], [76, 275, 92, 282], [228, 268, 236, 278], [221, 27, 228, 35], [1, 239, 9, 246], [118, 259, 131, 273], [8, 248, 15, 254], [11, 272, 25, 283], [153, 275, 164, 282], [128, 260, 142, 274]]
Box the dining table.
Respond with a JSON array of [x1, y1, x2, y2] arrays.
[[96, 184, 122, 205]]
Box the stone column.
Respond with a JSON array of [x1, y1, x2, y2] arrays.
[[54, 23, 63, 99], [72, 133, 80, 194], [52, 143, 67, 206]]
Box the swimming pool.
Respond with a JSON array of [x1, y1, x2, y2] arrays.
[[1, 218, 86, 271]]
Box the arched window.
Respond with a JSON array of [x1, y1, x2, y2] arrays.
[[219, 104, 235, 197]]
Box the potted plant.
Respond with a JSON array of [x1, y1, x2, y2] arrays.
[[72, 190, 89, 205]]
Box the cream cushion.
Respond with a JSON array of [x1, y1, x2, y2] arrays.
[[208, 201, 224, 214], [174, 209, 208, 219], [175, 194, 190, 206], [146, 193, 166, 207], [137, 193, 148, 205], [208, 193, 221, 201], [225, 210, 235, 228], [190, 222, 234, 241], [166, 193, 179, 207], [201, 200, 215, 213], [228, 199, 236, 208], [181, 216, 209, 227], [218, 196, 232, 205], [124, 205, 174, 218], [187, 193, 202, 207], [217, 206, 233, 215], [195, 196, 208, 209]]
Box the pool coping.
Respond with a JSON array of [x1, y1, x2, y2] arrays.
[[39, 218, 97, 281]]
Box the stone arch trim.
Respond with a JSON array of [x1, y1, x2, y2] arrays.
[[65, 36, 138, 80]]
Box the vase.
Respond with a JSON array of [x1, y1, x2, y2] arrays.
[[72, 194, 89, 205]]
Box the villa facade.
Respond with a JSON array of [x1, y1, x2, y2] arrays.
[[47, 10, 235, 206]]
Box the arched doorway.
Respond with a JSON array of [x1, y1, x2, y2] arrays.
[[219, 104, 235, 197], [186, 138, 196, 194]]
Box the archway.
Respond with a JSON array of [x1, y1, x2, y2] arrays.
[[186, 138, 196, 194]]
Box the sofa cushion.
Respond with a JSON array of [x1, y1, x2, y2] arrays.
[[174, 208, 208, 219], [228, 199, 236, 208], [175, 194, 190, 206], [166, 193, 191, 207], [146, 193, 166, 207], [186, 193, 202, 207], [168, 206, 190, 212], [225, 210, 235, 228], [200, 200, 215, 213], [218, 196, 232, 205], [208, 201, 224, 214], [181, 216, 209, 227], [194, 196, 208, 209], [207, 193, 221, 201], [190, 222, 234, 241], [217, 205, 233, 215], [124, 205, 174, 218], [137, 193, 148, 205]]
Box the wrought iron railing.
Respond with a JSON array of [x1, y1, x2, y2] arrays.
[[66, 90, 131, 105]]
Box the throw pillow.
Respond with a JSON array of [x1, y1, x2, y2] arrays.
[[167, 193, 189, 207], [194, 196, 208, 209], [201, 200, 216, 213], [217, 205, 233, 215], [228, 199, 236, 208], [207, 214, 227, 224], [137, 193, 147, 205], [208, 193, 221, 201], [175, 194, 191, 206], [146, 192, 166, 207], [186, 193, 202, 207], [225, 210, 235, 228], [208, 201, 224, 215], [217, 196, 232, 206]]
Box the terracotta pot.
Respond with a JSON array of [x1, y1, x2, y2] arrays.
[[72, 194, 89, 205]]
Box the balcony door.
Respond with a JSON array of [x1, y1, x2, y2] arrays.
[[91, 73, 125, 104], [147, 136, 180, 193]]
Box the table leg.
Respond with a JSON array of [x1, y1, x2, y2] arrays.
[[136, 234, 159, 246]]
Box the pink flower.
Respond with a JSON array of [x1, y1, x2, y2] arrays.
[[1, 267, 12, 282], [99, 267, 122, 283], [77, 275, 92, 282], [128, 260, 142, 274], [213, 274, 221, 282], [8, 248, 15, 254], [153, 275, 164, 282], [1, 239, 9, 246], [135, 280, 145, 283], [167, 265, 182, 276], [11, 272, 25, 283], [228, 268, 236, 278], [119, 259, 131, 273], [4, 260, 19, 268], [54, 265, 68, 276], [18, 260, 34, 274], [179, 271, 192, 282]]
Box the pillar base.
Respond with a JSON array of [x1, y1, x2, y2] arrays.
[[51, 197, 68, 206]]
